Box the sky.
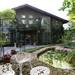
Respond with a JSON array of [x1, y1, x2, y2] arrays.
[[0, 0, 68, 29], [0, 0, 68, 19]]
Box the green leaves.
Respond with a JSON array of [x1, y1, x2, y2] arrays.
[[0, 9, 16, 21], [0, 9, 16, 46], [60, 0, 75, 23], [0, 32, 7, 46]]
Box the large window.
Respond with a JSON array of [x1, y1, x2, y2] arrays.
[[29, 15, 33, 19], [29, 20, 33, 24], [21, 15, 26, 18], [28, 15, 33, 24], [21, 19, 26, 24], [52, 19, 61, 29], [20, 15, 26, 24], [41, 17, 50, 32]]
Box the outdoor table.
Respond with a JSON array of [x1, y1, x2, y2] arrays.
[[0, 64, 15, 75], [30, 66, 50, 75], [11, 52, 33, 75]]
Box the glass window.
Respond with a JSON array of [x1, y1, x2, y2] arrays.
[[55, 20, 59, 27], [26, 24, 29, 28], [29, 20, 33, 24], [21, 15, 26, 18], [29, 15, 33, 18], [21, 19, 26, 24], [41, 18, 44, 25], [35, 18, 39, 21]]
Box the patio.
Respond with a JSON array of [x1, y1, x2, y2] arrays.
[[11, 58, 75, 75], [0, 45, 45, 57], [0, 46, 75, 75]]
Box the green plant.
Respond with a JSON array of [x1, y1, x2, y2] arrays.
[[0, 32, 7, 46], [64, 49, 75, 63], [0, 9, 16, 21]]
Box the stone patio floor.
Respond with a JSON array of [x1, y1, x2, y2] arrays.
[[12, 58, 75, 75]]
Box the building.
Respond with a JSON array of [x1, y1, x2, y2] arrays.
[[7, 4, 68, 45]]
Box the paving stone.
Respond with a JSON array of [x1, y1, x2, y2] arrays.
[[68, 74, 71, 75], [50, 70, 53, 75], [52, 70, 58, 75], [70, 71, 75, 75]]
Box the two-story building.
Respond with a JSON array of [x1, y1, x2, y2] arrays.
[[8, 4, 68, 45]]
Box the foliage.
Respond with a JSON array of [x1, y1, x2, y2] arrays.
[[0, 9, 16, 46], [0, 32, 7, 46], [0, 9, 16, 21], [62, 29, 72, 44], [51, 26, 64, 43], [39, 49, 75, 68], [46, 50, 67, 61], [60, 0, 75, 48], [62, 23, 75, 48], [64, 49, 75, 62], [60, 0, 75, 23]]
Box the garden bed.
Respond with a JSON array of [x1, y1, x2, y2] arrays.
[[12, 58, 75, 75], [39, 49, 75, 69]]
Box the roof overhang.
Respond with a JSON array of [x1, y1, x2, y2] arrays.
[[13, 4, 68, 24]]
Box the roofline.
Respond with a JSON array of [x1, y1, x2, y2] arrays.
[[13, 4, 68, 24]]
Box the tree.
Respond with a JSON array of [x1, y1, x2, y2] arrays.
[[0, 9, 16, 21], [0, 9, 16, 56], [60, 0, 75, 23], [0, 9, 16, 44]]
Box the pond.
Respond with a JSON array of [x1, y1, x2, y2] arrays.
[[39, 49, 75, 69]]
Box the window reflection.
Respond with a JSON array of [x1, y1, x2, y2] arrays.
[[28, 15, 33, 24], [26, 24, 29, 28], [29, 15, 33, 18], [29, 20, 33, 24], [21, 15, 26, 18], [36, 19, 39, 21], [21, 19, 26, 24]]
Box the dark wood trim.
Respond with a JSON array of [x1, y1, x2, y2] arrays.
[[13, 4, 68, 24]]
